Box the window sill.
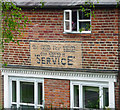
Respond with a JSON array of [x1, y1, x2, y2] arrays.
[[63, 31, 91, 34]]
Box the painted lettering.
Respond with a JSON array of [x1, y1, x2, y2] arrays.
[[35, 54, 40, 64], [61, 58, 66, 65], [68, 56, 75, 65], [47, 57, 51, 64], [42, 57, 45, 64], [52, 57, 57, 64]]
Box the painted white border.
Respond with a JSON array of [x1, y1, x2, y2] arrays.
[[2, 68, 116, 82], [2, 68, 116, 108]]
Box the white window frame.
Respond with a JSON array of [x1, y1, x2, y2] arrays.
[[70, 81, 115, 109], [64, 10, 72, 32], [9, 77, 44, 109], [64, 9, 91, 33]]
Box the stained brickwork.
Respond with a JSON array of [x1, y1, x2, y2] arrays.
[[44, 79, 70, 108]]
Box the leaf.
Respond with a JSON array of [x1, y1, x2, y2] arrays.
[[4, 63, 7, 67]]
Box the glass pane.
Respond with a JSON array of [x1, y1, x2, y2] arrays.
[[11, 104, 17, 109], [20, 105, 34, 110], [74, 85, 79, 107], [83, 86, 99, 109], [20, 82, 34, 103], [12, 81, 16, 102], [38, 83, 42, 105], [79, 10, 90, 19], [65, 12, 69, 20], [79, 22, 90, 31], [65, 21, 70, 30], [72, 11, 77, 31], [103, 88, 109, 107]]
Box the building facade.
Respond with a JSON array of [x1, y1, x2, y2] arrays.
[[1, 0, 120, 109]]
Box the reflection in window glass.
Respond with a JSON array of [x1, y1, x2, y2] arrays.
[[79, 22, 90, 31], [103, 88, 109, 107], [65, 12, 69, 20], [79, 10, 90, 19], [65, 21, 70, 30], [72, 11, 77, 31], [20, 105, 34, 110], [12, 81, 16, 102], [11, 104, 17, 109], [83, 86, 99, 109], [20, 82, 34, 103], [74, 85, 79, 107], [38, 83, 42, 105]]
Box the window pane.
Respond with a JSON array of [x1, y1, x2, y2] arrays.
[[103, 88, 109, 107], [12, 81, 16, 102], [74, 85, 79, 107], [65, 12, 69, 20], [65, 21, 70, 30], [79, 22, 90, 31], [38, 83, 42, 105], [83, 86, 99, 109], [20, 82, 34, 103], [20, 105, 34, 110], [79, 10, 90, 19], [72, 11, 77, 31], [11, 104, 17, 109]]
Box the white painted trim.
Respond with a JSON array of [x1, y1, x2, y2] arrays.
[[4, 74, 10, 108], [2, 68, 117, 82], [78, 20, 91, 22], [70, 81, 73, 108], [17, 80, 20, 108], [79, 84, 83, 108], [64, 10, 72, 32], [10, 79, 12, 108], [99, 86, 103, 108], [2, 68, 116, 109], [109, 81, 115, 108], [5, 76, 44, 109], [70, 80, 115, 109], [34, 81, 38, 108], [63, 31, 91, 34], [64, 9, 91, 33]]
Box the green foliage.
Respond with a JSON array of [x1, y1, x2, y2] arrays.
[[2, 1, 28, 46]]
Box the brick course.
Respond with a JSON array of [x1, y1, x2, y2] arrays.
[[3, 8, 119, 70], [44, 79, 70, 108]]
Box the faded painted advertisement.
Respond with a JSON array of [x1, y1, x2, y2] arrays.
[[30, 41, 82, 68]]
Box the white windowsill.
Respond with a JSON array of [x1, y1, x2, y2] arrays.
[[63, 31, 91, 34]]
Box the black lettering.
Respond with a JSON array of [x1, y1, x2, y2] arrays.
[[68, 56, 75, 65], [42, 57, 45, 64], [61, 58, 66, 65], [35, 54, 40, 64], [52, 57, 57, 64], [47, 57, 51, 64], [58, 57, 60, 65]]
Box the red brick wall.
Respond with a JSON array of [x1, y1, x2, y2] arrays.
[[44, 79, 70, 108], [115, 80, 120, 109], [3, 8, 119, 70]]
